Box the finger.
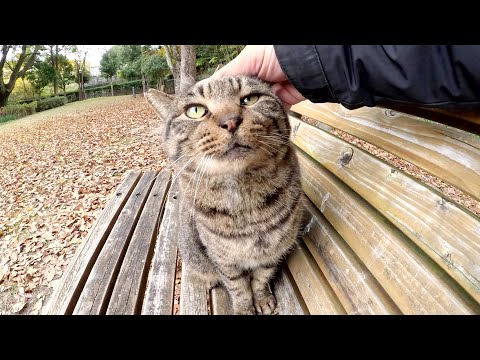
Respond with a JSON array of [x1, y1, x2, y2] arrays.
[[271, 82, 305, 108]]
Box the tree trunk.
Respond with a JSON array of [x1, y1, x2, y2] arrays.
[[110, 77, 114, 96], [141, 73, 146, 93], [179, 45, 197, 94], [162, 45, 181, 94], [0, 91, 11, 107], [50, 46, 59, 97], [1, 45, 40, 106]]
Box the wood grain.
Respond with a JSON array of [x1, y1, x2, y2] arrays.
[[291, 101, 480, 201], [141, 180, 180, 315], [106, 171, 171, 315], [271, 267, 308, 315], [287, 242, 347, 314], [386, 104, 480, 136], [302, 199, 401, 314], [73, 171, 157, 315], [290, 116, 480, 303], [296, 149, 480, 314], [179, 262, 209, 315], [211, 286, 232, 315], [43, 171, 142, 314]]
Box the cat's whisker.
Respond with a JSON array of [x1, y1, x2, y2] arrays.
[[170, 152, 203, 186], [257, 140, 278, 153], [258, 139, 287, 148], [258, 145, 274, 157], [257, 135, 290, 144], [191, 155, 209, 223], [135, 151, 198, 195], [182, 154, 207, 213]]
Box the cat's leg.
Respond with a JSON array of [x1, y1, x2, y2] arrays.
[[218, 267, 255, 315], [251, 266, 278, 315]]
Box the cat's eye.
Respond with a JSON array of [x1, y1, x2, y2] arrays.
[[185, 105, 208, 119], [241, 94, 259, 106]]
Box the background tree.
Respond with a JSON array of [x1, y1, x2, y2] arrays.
[[140, 52, 169, 90], [161, 45, 181, 93], [180, 45, 196, 93], [73, 47, 88, 100], [25, 59, 55, 97], [57, 55, 75, 96], [162, 45, 197, 94], [0, 45, 41, 106], [99, 48, 120, 96], [196, 45, 244, 76], [47, 45, 76, 96]]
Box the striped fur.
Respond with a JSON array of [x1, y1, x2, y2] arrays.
[[145, 76, 302, 314]]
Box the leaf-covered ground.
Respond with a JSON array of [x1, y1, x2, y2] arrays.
[[0, 96, 166, 314]]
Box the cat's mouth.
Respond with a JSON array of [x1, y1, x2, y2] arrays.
[[223, 141, 253, 158]]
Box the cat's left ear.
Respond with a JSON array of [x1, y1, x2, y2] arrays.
[[144, 89, 176, 120]]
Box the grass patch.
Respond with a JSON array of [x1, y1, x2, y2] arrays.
[[0, 114, 17, 124]]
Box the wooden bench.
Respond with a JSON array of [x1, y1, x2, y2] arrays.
[[44, 101, 480, 315]]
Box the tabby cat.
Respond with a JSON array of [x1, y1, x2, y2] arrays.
[[145, 76, 302, 315]]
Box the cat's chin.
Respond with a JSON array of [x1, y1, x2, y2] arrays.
[[203, 156, 253, 175]]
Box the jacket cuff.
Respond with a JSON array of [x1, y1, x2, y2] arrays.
[[274, 45, 336, 103]]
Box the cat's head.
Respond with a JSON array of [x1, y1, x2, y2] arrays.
[[145, 76, 290, 174]]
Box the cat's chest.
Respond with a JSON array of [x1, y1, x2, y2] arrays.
[[204, 177, 261, 211]]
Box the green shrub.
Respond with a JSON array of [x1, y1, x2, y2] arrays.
[[85, 80, 144, 94], [36, 96, 67, 112], [0, 114, 17, 124], [0, 102, 37, 118]]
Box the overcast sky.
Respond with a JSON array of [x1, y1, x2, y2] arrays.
[[81, 45, 112, 67]]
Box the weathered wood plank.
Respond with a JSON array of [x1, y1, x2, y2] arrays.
[[387, 104, 480, 136], [271, 267, 308, 315], [73, 171, 157, 315], [290, 116, 480, 303], [179, 263, 209, 315], [291, 101, 480, 201], [287, 242, 347, 314], [141, 181, 180, 315], [302, 199, 401, 315], [296, 149, 480, 314], [211, 286, 232, 315], [43, 171, 142, 315], [106, 171, 171, 315], [210, 267, 307, 315]]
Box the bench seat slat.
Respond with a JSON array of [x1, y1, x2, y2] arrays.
[[43, 171, 142, 315], [302, 199, 401, 314], [179, 263, 209, 315], [287, 242, 347, 314], [141, 181, 180, 315], [73, 171, 157, 315], [106, 171, 171, 315]]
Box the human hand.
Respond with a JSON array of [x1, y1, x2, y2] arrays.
[[212, 45, 305, 109]]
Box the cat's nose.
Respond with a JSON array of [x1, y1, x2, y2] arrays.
[[219, 115, 243, 133]]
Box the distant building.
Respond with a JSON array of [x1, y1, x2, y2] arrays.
[[86, 66, 111, 86]]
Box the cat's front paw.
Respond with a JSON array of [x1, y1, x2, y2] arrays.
[[253, 292, 277, 315]]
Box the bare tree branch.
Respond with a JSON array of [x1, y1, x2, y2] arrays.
[[0, 45, 11, 92], [15, 46, 40, 83]]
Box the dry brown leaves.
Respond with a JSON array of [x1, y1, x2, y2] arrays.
[[0, 96, 167, 314]]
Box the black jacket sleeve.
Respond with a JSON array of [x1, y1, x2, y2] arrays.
[[274, 45, 480, 110]]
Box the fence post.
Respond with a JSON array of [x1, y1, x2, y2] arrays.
[[132, 87, 136, 98]]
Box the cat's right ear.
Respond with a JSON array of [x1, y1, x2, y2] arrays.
[[144, 89, 175, 120]]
